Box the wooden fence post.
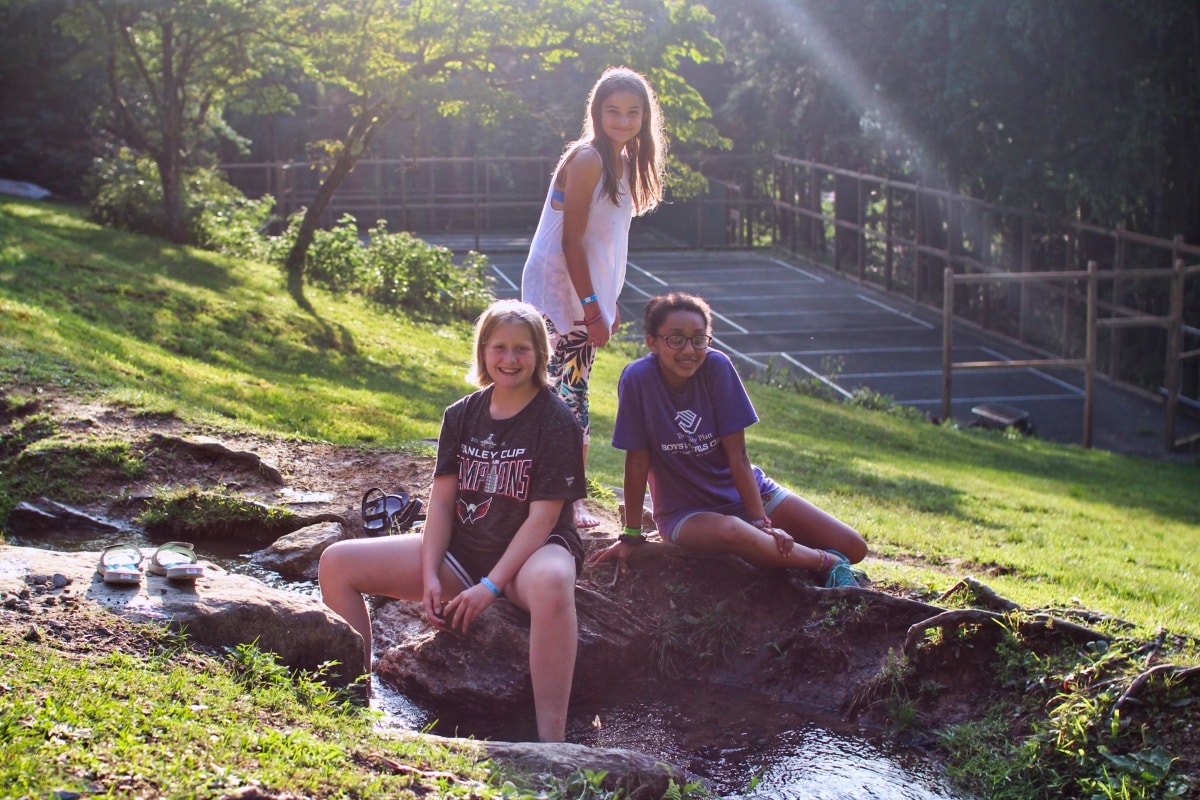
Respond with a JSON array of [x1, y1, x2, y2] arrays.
[[1084, 260, 1097, 448], [942, 267, 954, 423], [1164, 249, 1185, 450]]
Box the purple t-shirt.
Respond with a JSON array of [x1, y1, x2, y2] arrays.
[[612, 349, 772, 528]]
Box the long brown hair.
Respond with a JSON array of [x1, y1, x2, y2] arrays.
[[556, 66, 668, 216]]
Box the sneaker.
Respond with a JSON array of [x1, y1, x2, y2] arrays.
[[821, 549, 859, 588]]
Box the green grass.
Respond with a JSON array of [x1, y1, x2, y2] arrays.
[[0, 613, 517, 798], [3, 196, 1198, 635], [2, 196, 1199, 798]]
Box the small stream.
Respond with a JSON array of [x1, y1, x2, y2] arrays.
[[11, 530, 968, 799]]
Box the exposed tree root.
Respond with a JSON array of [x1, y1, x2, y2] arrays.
[[148, 432, 285, 484], [1112, 663, 1200, 714]]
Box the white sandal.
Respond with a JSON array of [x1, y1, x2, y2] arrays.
[[148, 541, 204, 581], [98, 543, 144, 585]]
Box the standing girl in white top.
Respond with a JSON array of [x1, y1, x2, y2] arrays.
[[522, 66, 668, 529]]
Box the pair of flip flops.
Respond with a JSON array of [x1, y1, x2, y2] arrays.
[[97, 541, 204, 585], [361, 487, 424, 536]]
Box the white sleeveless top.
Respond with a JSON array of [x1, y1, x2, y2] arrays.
[[521, 154, 632, 335]]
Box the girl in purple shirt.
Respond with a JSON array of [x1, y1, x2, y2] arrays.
[[588, 292, 867, 587]]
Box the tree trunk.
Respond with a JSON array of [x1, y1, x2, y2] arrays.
[[284, 101, 394, 286], [160, 152, 187, 245]]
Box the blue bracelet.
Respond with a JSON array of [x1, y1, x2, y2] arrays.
[[580, 293, 598, 305], [480, 576, 502, 597]]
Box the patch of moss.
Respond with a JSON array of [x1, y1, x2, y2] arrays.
[[136, 485, 296, 540]]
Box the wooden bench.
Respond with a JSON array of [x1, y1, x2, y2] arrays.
[[970, 404, 1036, 435]]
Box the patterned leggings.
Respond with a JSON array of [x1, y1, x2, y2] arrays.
[[544, 316, 595, 445]]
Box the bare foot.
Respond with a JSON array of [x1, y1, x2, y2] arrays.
[[574, 498, 600, 529]]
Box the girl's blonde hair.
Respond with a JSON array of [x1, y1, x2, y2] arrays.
[[469, 300, 552, 390], [557, 66, 668, 216]]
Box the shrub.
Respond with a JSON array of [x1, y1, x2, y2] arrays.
[[363, 220, 492, 321], [85, 148, 274, 252], [305, 214, 369, 293]]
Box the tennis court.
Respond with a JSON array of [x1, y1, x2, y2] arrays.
[[471, 244, 1195, 458]]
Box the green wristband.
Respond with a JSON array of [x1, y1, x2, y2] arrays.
[[619, 526, 645, 545]]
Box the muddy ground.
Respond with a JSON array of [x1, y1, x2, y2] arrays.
[[3, 390, 1199, 797]]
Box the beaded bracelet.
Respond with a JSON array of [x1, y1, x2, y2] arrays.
[[750, 516, 773, 531], [580, 293, 598, 305], [480, 576, 502, 597]]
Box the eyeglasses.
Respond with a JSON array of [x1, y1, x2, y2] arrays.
[[655, 334, 712, 350]]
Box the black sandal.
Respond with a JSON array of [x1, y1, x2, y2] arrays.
[[361, 487, 425, 536]]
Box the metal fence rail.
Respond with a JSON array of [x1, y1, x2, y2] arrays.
[[220, 154, 1200, 449]]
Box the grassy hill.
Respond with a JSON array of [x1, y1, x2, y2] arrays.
[[4, 195, 1200, 799], [3, 195, 1196, 638]]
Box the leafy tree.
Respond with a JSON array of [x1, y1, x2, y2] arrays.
[[56, 0, 300, 243], [0, 0, 103, 197], [698, 0, 1200, 241], [276, 0, 726, 288]]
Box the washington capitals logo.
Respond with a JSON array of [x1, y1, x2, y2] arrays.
[[457, 496, 493, 524], [675, 409, 702, 435]]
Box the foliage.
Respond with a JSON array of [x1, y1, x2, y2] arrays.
[[266, 211, 494, 322], [651, 581, 743, 676], [274, 0, 726, 285], [700, 0, 1200, 240], [362, 221, 493, 321], [935, 620, 1198, 799], [85, 149, 275, 249], [56, 0, 299, 243], [0, 0, 101, 197]]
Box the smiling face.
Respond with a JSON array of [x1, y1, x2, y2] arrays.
[[598, 89, 645, 152], [647, 309, 710, 391], [484, 321, 538, 391]]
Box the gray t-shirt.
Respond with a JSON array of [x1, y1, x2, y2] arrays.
[[435, 387, 585, 580]]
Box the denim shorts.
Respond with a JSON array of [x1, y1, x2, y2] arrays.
[[663, 484, 791, 545]]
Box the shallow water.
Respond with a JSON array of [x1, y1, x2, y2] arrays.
[[371, 676, 966, 799], [14, 531, 966, 799]]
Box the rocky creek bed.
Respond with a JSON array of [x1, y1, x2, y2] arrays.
[[3, 391, 1198, 798]]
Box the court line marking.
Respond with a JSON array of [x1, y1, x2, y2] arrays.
[[903, 393, 1083, 406], [720, 323, 936, 335], [855, 294, 936, 330], [713, 338, 767, 370], [977, 346, 1085, 395], [712, 310, 748, 334], [490, 265, 519, 292], [769, 257, 826, 281], [775, 353, 854, 399], [627, 260, 670, 286], [716, 308, 923, 320]]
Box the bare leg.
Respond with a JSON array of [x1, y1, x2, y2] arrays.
[[506, 544, 579, 742], [676, 512, 824, 569], [675, 497, 866, 570], [770, 494, 867, 563], [318, 535, 463, 666]]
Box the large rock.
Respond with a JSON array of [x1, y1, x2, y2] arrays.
[[0, 544, 364, 682], [251, 520, 348, 581], [375, 585, 649, 720]]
